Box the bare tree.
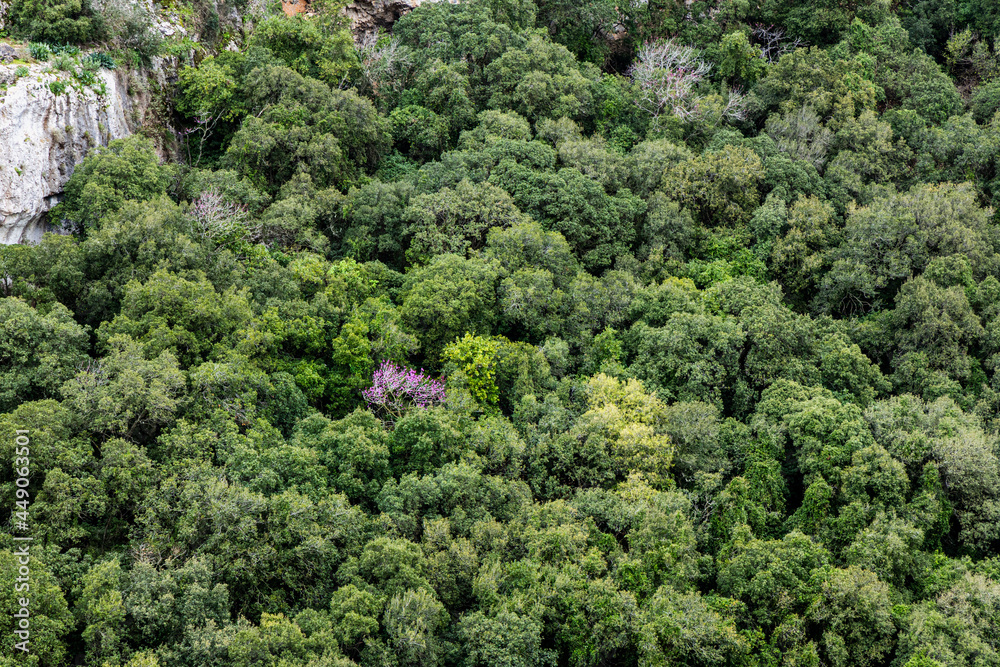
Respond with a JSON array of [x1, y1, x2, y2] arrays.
[[355, 29, 410, 100], [190, 188, 256, 244], [629, 40, 712, 119], [751, 24, 805, 64], [629, 39, 747, 122]]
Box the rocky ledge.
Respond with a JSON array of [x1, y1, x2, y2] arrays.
[[345, 0, 425, 38]]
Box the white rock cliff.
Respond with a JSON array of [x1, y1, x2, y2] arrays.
[[0, 63, 140, 244]]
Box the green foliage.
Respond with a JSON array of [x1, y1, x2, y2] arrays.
[[636, 590, 752, 666], [403, 179, 528, 265], [806, 565, 896, 667], [401, 254, 499, 365], [83, 51, 116, 69], [483, 34, 598, 123], [5, 2, 1000, 664], [443, 333, 505, 406], [535, 0, 617, 64], [402, 59, 478, 137], [0, 551, 74, 664], [751, 46, 880, 130], [390, 105, 451, 162], [662, 144, 763, 226], [176, 58, 243, 122], [98, 0, 161, 59], [335, 179, 414, 264], [458, 609, 550, 667], [223, 65, 390, 193], [759, 0, 878, 45], [97, 269, 253, 368], [770, 195, 839, 305], [247, 15, 354, 87], [819, 182, 1000, 315], [489, 160, 644, 270], [9, 0, 102, 44], [393, 0, 529, 73], [52, 135, 172, 232], [0, 298, 89, 413], [716, 31, 767, 86], [29, 41, 52, 60], [61, 334, 185, 441]]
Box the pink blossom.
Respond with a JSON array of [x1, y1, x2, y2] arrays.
[[363, 361, 446, 425]]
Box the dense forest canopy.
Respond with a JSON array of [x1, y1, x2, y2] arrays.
[[2, 0, 1000, 664]]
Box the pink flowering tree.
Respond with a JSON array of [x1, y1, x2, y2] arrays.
[[362, 361, 446, 426]]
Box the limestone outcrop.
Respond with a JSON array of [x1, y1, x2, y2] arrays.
[[0, 62, 145, 244], [344, 0, 424, 39]]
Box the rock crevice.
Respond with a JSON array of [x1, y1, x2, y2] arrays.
[[345, 0, 424, 38]]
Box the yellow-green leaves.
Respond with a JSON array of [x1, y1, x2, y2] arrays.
[[443, 333, 505, 406], [575, 374, 675, 487]]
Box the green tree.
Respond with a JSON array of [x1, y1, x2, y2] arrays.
[[805, 565, 895, 667], [8, 0, 102, 43], [819, 182, 1000, 315], [390, 105, 452, 162], [78, 559, 127, 665], [224, 66, 390, 193], [247, 14, 355, 86], [636, 591, 752, 667], [717, 528, 830, 629], [442, 333, 505, 406], [765, 105, 835, 170], [458, 609, 550, 667], [97, 270, 253, 368], [0, 400, 107, 547], [69, 197, 213, 328], [60, 334, 186, 441], [625, 138, 694, 198], [895, 573, 1000, 667], [489, 161, 644, 271], [556, 135, 628, 194], [403, 179, 529, 266], [627, 314, 743, 412], [0, 298, 89, 413], [0, 551, 73, 665], [402, 59, 479, 136], [483, 35, 598, 123], [52, 136, 173, 232], [291, 410, 390, 509], [662, 145, 763, 227], [400, 254, 500, 364], [889, 277, 984, 389], [770, 195, 840, 307], [716, 31, 767, 86], [336, 179, 415, 265], [383, 588, 449, 666], [123, 557, 233, 663], [393, 0, 529, 75], [751, 47, 879, 130]]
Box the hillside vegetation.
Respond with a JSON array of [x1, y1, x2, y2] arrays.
[[3, 0, 1000, 665]]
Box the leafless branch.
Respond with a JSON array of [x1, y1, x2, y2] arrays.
[[751, 24, 806, 63], [628, 40, 712, 119], [356, 29, 410, 99]]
